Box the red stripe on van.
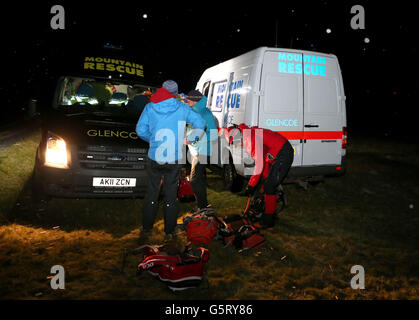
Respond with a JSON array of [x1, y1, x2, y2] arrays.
[[217, 127, 342, 140], [278, 131, 343, 140], [276, 131, 304, 140], [303, 131, 343, 140]]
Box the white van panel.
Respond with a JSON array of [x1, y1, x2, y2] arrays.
[[303, 55, 342, 166], [259, 50, 304, 167]]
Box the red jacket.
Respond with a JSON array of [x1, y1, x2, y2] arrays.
[[238, 124, 287, 187]]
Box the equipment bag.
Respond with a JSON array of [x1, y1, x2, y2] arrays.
[[137, 244, 209, 292], [244, 195, 265, 223], [177, 171, 195, 202], [217, 215, 266, 251], [182, 207, 218, 245]]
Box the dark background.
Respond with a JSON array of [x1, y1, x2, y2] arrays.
[[0, 1, 416, 139]]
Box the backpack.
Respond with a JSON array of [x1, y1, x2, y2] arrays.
[[182, 208, 218, 245], [216, 215, 266, 251], [177, 171, 195, 202], [137, 244, 209, 292]]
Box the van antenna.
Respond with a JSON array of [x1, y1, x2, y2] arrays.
[[275, 19, 278, 48]]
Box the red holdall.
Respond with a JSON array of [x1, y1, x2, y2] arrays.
[[217, 215, 266, 251], [138, 244, 209, 292]]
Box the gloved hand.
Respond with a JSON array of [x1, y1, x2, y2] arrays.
[[238, 185, 256, 197]]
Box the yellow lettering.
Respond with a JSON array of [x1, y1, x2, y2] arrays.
[[129, 132, 138, 139], [136, 69, 144, 77], [126, 67, 135, 75], [116, 66, 125, 73], [85, 57, 95, 62], [119, 131, 128, 138], [87, 129, 97, 136], [106, 64, 115, 72], [104, 130, 110, 137], [96, 63, 104, 70], [125, 62, 132, 67], [98, 130, 104, 137], [111, 131, 119, 138], [95, 57, 103, 62], [84, 62, 95, 70]]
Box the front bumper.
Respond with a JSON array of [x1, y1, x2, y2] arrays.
[[34, 146, 149, 198]]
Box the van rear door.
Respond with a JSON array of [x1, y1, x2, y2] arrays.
[[302, 54, 343, 166], [258, 50, 303, 166]]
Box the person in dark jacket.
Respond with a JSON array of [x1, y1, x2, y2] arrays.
[[224, 123, 294, 228], [136, 87, 206, 241]]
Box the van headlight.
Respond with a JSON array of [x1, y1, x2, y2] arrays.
[[45, 133, 69, 169]]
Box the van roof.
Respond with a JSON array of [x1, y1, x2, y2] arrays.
[[203, 46, 338, 75]]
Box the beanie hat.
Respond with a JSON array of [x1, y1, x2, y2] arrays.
[[162, 80, 178, 96], [187, 90, 203, 102]]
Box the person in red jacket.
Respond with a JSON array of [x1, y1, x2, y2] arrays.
[[225, 123, 294, 228]]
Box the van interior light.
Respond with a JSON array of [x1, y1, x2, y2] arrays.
[[45, 135, 68, 168]]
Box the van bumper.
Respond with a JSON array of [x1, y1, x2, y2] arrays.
[[287, 156, 347, 179], [34, 160, 148, 198]]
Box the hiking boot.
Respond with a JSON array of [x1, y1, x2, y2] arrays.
[[260, 213, 275, 230], [137, 229, 152, 245]]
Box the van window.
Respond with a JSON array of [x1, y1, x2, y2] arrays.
[[208, 80, 228, 113], [202, 81, 211, 97], [264, 74, 299, 113]]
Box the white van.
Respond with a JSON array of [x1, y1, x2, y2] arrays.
[[195, 47, 347, 190]]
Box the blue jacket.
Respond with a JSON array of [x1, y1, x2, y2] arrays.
[[187, 96, 217, 156], [136, 88, 206, 163]]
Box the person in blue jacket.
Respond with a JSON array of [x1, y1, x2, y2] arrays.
[[136, 87, 206, 242], [185, 90, 218, 211]]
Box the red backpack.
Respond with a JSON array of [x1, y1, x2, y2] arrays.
[[177, 171, 195, 202], [182, 208, 219, 245]]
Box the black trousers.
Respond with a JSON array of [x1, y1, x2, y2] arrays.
[[189, 155, 209, 209], [143, 159, 182, 235], [263, 141, 294, 195]]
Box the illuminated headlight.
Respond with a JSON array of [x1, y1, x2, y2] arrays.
[[45, 133, 69, 168]]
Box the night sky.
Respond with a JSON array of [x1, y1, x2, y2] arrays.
[[0, 1, 416, 138]]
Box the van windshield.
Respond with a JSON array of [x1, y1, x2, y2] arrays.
[[56, 76, 155, 118]]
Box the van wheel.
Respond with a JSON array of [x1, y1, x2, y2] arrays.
[[223, 163, 244, 193]]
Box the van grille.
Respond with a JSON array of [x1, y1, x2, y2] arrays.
[[78, 145, 148, 170]]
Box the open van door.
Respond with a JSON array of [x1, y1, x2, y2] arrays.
[[258, 50, 303, 166], [302, 55, 343, 166]]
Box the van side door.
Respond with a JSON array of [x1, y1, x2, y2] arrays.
[[258, 50, 304, 166], [302, 55, 343, 166]]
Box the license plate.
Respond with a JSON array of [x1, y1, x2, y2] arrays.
[[93, 177, 136, 187]]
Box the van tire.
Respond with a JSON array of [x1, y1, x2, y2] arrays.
[[223, 163, 244, 192]]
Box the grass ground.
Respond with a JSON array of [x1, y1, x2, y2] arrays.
[[0, 131, 418, 300]]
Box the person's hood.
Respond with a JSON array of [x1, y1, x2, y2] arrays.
[[150, 88, 176, 103], [149, 88, 180, 114], [192, 96, 208, 113]]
